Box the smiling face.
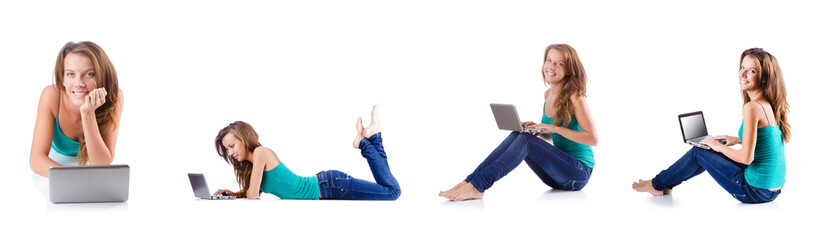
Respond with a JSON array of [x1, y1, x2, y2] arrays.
[[221, 132, 247, 162], [542, 49, 568, 84], [62, 52, 97, 106], [739, 55, 759, 91]]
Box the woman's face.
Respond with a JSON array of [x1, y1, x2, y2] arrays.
[[222, 133, 247, 162], [62, 52, 98, 107], [542, 49, 568, 84], [739, 55, 759, 91]]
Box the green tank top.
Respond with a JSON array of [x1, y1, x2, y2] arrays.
[[260, 162, 320, 200], [739, 122, 786, 189], [541, 102, 595, 168], [52, 116, 79, 157]]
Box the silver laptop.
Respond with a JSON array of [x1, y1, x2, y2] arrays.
[[679, 111, 726, 150], [49, 164, 130, 203], [490, 103, 549, 134], [188, 173, 236, 200]]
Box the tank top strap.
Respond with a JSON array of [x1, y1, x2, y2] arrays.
[[754, 101, 771, 124]]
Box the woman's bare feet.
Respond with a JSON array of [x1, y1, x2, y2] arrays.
[[442, 182, 483, 201], [440, 181, 467, 198], [353, 117, 365, 149], [632, 179, 671, 196], [363, 105, 380, 138]]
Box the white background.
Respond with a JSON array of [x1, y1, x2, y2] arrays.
[[1, 0, 813, 239]]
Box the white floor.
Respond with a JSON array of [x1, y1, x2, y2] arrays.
[[15, 157, 809, 239]]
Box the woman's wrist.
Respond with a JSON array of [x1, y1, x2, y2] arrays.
[[80, 108, 96, 118]]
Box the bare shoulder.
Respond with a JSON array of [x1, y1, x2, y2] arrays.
[[741, 101, 762, 116], [569, 92, 587, 106], [115, 88, 125, 113], [39, 85, 60, 115], [253, 146, 275, 155], [40, 85, 60, 101], [117, 88, 124, 104], [253, 147, 280, 169]]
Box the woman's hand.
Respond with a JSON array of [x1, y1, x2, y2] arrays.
[[700, 138, 726, 152], [530, 123, 559, 134], [521, 121, 537, 128], [80, 88, 107, 115], [214, 189, 237, 197], [712, 135, 740, 146]]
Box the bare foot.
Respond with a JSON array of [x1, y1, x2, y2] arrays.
[[353, 117, 365, 149], [440, 181, 467, 198], [363, 105, 380, 138], [632, 179, 669, 196], [444, 182, 483, 201]]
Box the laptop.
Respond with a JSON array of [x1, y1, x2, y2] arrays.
[[188, 173, 236, 200], [49, 164, 130, 203], [490, 103, 549, 134], [678, 111, 726, 150]]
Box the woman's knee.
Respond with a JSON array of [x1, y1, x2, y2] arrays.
[[388, 187, 401, 200]]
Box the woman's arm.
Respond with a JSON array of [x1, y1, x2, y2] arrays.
[[245, 147, 280, 200], [535, 93, 599, 146], [712, 135, 741, 146], [703, 103, 759, 165], [30, 86, 62, 177], [81, 88, 124, 165]]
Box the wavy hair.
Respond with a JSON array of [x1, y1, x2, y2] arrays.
[[542, 44, 587, 127], [215, 121, 262, 198], [740, 48, 790, 143], [53, 41, 120, 165]]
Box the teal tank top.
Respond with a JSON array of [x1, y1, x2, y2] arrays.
[[541, 102, 595, 168], [739, 122, 786, 189], [52, 116, 79, 157], [260, 162, 320, 200]]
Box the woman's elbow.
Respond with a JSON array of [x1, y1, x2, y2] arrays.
[[586, 135, 599, 147], [89, 154, 115, 165], [29, 156, 49, 177], [89, 159, 114, 165], [29, 157, 40, 173], [246, 194, 259, 200]]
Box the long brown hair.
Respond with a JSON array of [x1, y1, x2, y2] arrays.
[[542, 44, 587, 127], [215, 121, 262, 198], [53, 41, 121, 165], [740, 48, 790, 143]]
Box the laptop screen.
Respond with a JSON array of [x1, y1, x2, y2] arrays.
[[680, 113, 707, 140], [188, 173, 212, 198]]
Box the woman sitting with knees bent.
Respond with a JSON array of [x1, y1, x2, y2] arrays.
[[440, 43, 599, 201], [633, 48, 789, 203]]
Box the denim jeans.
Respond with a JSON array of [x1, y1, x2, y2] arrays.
[[316, 133, 401, 200], [652, 147, 782, 203], [465, 132, 593, 192]]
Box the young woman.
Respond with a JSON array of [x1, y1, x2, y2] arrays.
[[633, 48, 789, 203], [29, 41, 124, 177], [440, 43, 599, 201], [213, 106, 401, 200]]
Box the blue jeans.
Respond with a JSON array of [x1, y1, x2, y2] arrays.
[[465, 132, 593, 192], [652, 147, 782, 203], [316, 133, 401, 200]]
